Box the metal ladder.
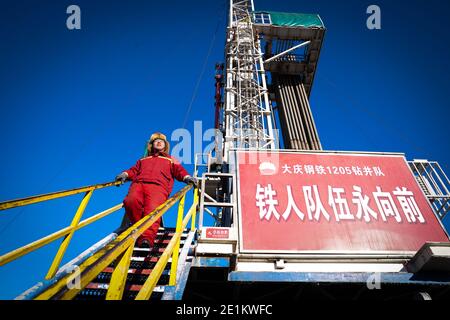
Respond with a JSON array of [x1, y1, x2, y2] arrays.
[[409, 160, 450, 221], [194, 152, 236, 228]]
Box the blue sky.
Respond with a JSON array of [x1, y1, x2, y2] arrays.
[[1, 0, 449, 299]]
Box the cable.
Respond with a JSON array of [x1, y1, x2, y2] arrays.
[[0, 1, 228, 237], [181, 0, 227, 129]]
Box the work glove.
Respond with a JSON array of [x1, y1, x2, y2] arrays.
[[183, 175, 198, 187], [115, 172, 128, 184]]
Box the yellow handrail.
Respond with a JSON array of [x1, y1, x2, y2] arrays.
[[136, 189, 198, 300], [2, 178, 198, 300], [105, 243, 134, 300], [0, 203, 123, 266], [169, 193, 186, 286], [32, 184, 193, 300], [0, 181, 121, 211], [191, 188, 199, 230], [171, 188, 199, 286], [0, 180, 123, 278]]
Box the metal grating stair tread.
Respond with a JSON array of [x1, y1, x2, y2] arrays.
[[75, 227, 192, 300]]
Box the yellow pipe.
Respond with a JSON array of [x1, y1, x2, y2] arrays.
[[135, 197, 197, 300], [0, 203, 123, 266], [0, 181, 121, 211], [0, 226, 73, 267], [77, 204, 123, 229], [34, 185, 192, 300], [45, 190, 93, 280], [105, 242, 135, 300], [169, 195, 185, 286], [190, 188, 199, 230], [57, 186, 192, 300], [47, 237, 135, 300]]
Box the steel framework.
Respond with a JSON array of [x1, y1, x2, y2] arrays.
[[222, 0, 276, 162], [409, 160, 450, 221]]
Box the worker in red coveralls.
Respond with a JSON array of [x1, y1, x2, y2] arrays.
[[115, 132, 197, 248]]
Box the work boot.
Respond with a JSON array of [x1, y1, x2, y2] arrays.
[[138, 238, 152, 248]]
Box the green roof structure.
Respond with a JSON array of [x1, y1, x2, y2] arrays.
[[254, 11, 325, 28]]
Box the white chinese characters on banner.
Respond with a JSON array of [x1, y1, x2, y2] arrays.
[[255, 184, 426, 224], [282, 186, 305, 221], [280, 164, 385, 177], [304, 186, 330, 221], [373, 186, 401, 222], [352, 186, 378, 222], [328, 186, 354, 222], [256, 184, 280, 221], [393, 187, 425, 223]]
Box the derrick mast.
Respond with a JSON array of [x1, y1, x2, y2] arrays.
[[221, 0, 276, 162], [191, 0, 450, 301], [3, 1, 450, 302]]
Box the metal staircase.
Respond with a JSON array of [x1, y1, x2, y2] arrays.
[[76, 227, 195, 300], [0, 182, 199, 300]]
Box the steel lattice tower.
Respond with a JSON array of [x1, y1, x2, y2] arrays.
[[221, 0, 276, 162]]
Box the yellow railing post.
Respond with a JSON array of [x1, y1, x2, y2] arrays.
[[169, 194, 185, 286], [0, 203, 123, 267], [34, 185, 192, 300], [190, 188, 199, 231], [106, 241, 135, 300], [1, 180, 196, 300], [0, 180, 123, 268], [135, 192, 197, 300], [45, 190, 93, 280]]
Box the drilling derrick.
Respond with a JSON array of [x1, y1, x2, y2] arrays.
[[2, 0, 450, 302], [190, 0, 450, 301], [222, 0, 276, 161], [218, 1, 326, 161]]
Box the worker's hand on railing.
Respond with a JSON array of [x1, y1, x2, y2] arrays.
[[183, 175, 198, 187], [115, 172, 128, 185]]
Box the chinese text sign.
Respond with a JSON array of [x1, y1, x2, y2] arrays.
[[237, 151, 449, 253]]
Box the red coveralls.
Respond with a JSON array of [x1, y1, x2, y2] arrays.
[[123, 151, 189, 245]]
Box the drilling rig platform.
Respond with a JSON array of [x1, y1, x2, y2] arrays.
[[1, 0, 450, 301]]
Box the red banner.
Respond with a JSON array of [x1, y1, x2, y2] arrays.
[[237, 151, 449, 253]]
